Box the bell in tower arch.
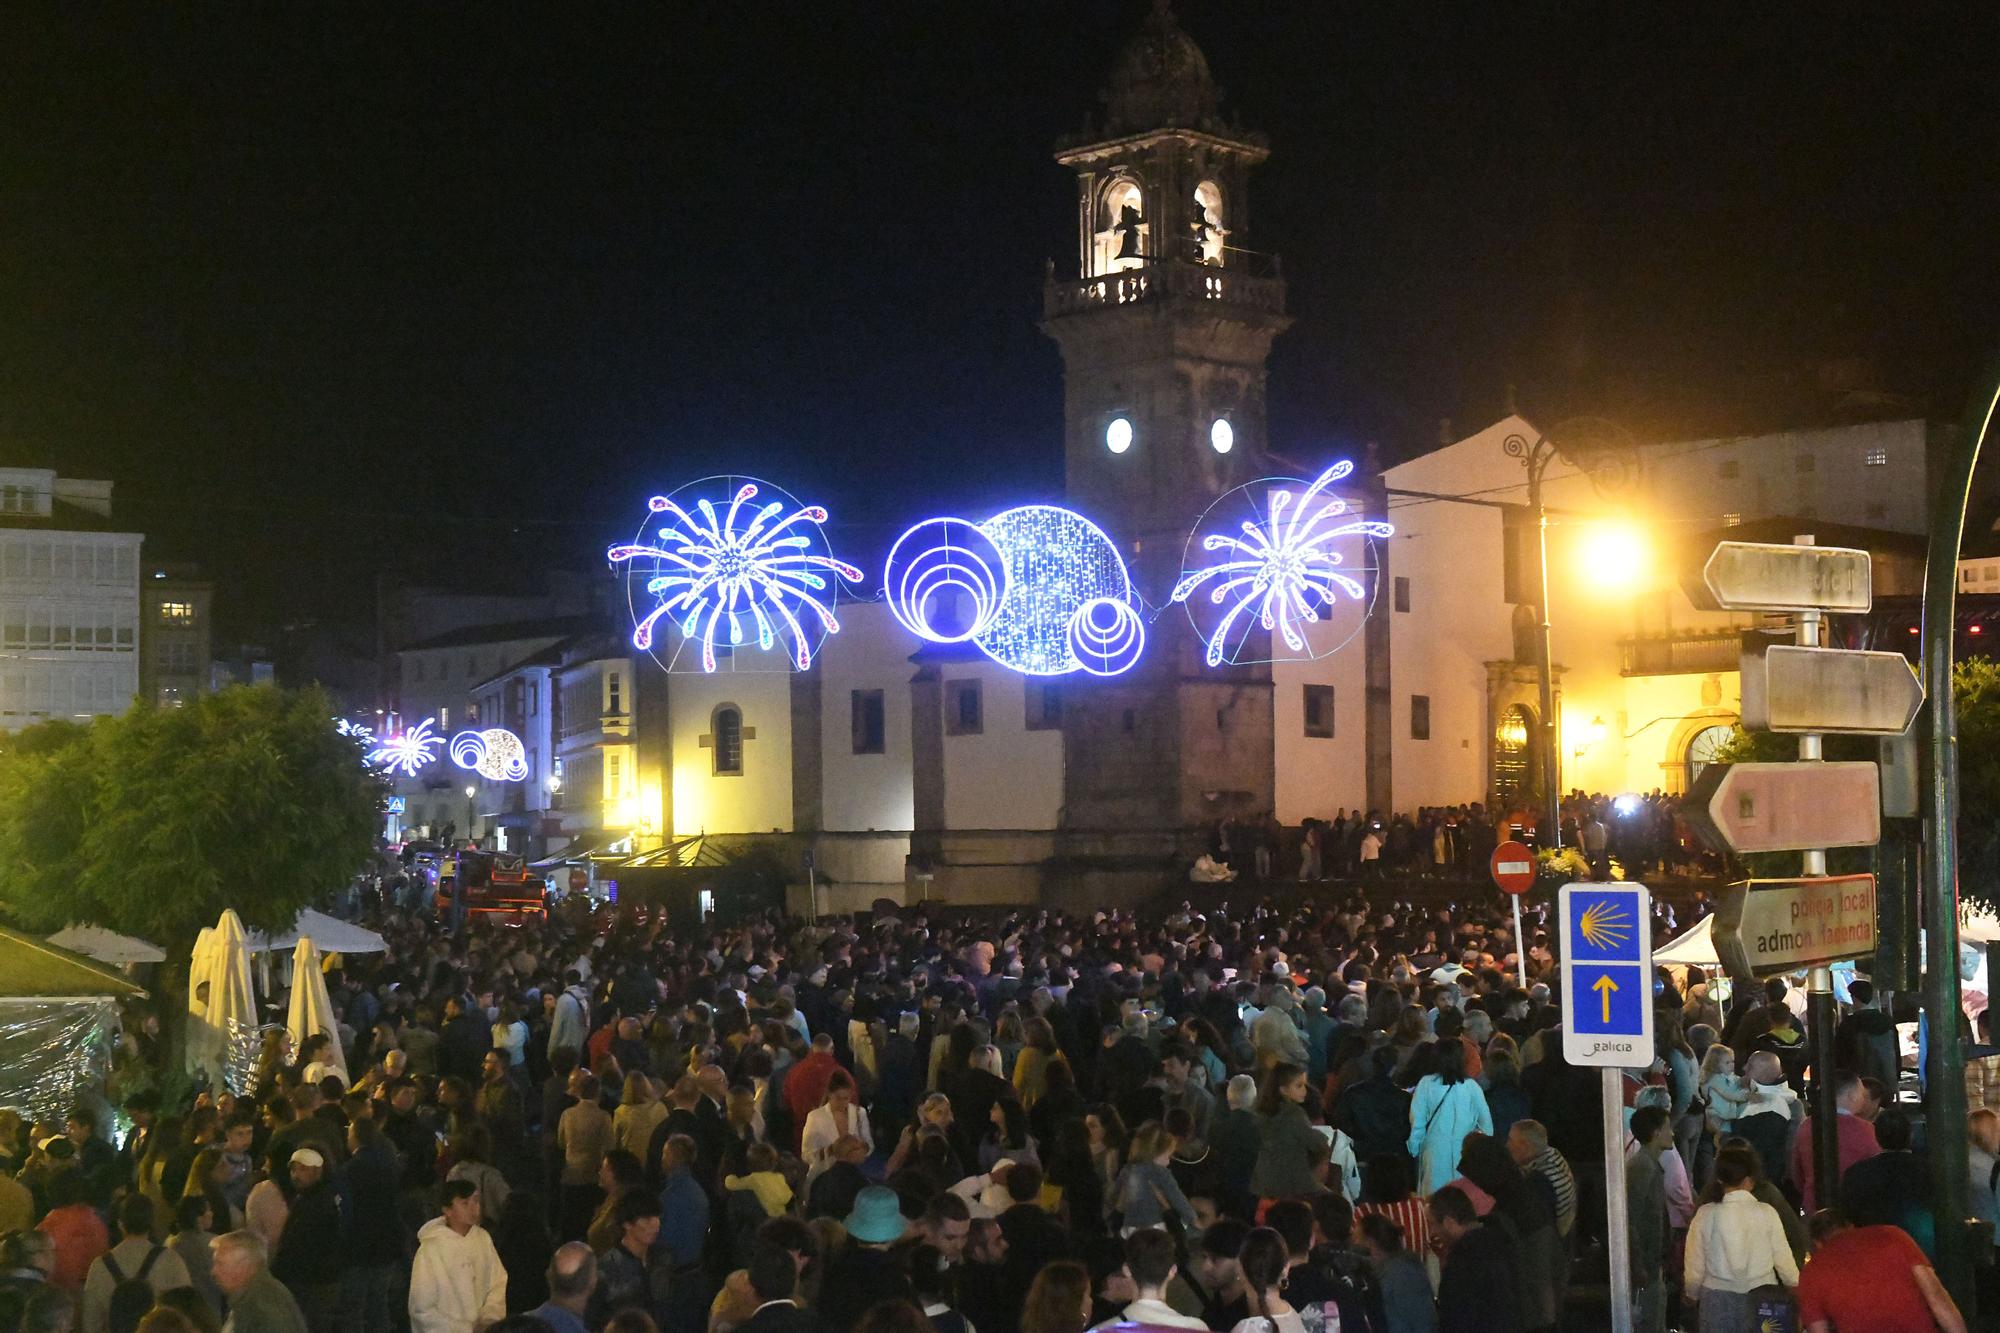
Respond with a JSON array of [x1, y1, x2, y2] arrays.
[[1113, 203, 1144, 262]]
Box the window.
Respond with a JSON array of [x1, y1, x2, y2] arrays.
[[1025, 681, 1061, 731], [607, 672, 623, 716], [439, 706, 449, 729], [1719, 460, 1739, 479], [1121, 708, 1136, 733], [851, 689, 886, 754], [712, 707, 744, 775], [1303, 685, 1334, 738], [1866, 447, 1889, 467], [608, 749, 623, 792], [158, 601, 194, 627], [1410, 694, 1431, 741], [413, 660, 425, 683], [1987, 567, 1998, 583], [945, 680, 982, 736], [1393, 577, 1410, 613], [1722, 513, 1742, 527], [528, 683, 539, 716], [1795, 453, 1816, 474]]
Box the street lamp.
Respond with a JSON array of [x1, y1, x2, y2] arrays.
[[464, 784, 477, 845], [1503, 417, 1639, 848]]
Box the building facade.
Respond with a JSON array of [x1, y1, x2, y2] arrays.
[[0, 469, 141, 731], [139, 562, 213, 709]]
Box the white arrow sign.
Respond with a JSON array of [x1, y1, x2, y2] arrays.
[[1740, 643, 1924, 736], [1701, 541, 1872, 613]]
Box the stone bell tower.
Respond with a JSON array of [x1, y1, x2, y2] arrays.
[[1042, 0, 1290, 873]]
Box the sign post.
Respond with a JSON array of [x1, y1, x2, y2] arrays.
[[1490, 840, 1536, 988], [1560, 880, 1653, 1333], [1698, 534, 1924, 1216]]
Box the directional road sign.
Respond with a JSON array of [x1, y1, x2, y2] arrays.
[[1559, 882, 1654, 1067], [1684, 761, 1882, 855], [1695, 541, 1872, 613], [1490, 840, 1536, 895], [1740, 642, 1925, 736], [1709, 874, 1877, 979]]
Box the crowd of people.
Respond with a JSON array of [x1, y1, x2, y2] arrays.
[[0, 883, 1971, 1333], [1211, 791, 1720, 887]]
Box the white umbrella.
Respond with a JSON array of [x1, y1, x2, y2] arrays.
[[248, 908, 387, 956], [49, 924, 167, 966], [286, 936, 349, 1086], [184, 926, 221, 1076], [206, 910, 258, 1088], [1654, 915, 1717, 966]]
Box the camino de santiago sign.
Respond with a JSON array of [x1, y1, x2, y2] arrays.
[[1559, 882, 1654, 1067]]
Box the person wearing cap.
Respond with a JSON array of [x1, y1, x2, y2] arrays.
[[271, 1147, 344, 1330], [816, 1186, 915, 1333]]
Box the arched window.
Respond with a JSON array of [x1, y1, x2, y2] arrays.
[[1093, 177, 1147, 276], [712, 705, 743, 776], [1193, 180, 1226, 264]]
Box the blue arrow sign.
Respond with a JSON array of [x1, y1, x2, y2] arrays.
[[1559, 882, 1654, 1067]]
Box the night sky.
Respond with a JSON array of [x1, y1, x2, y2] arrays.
[[5, 4, 1998, 639]]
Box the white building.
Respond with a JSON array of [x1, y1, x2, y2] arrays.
[[0, 469, 141, 731]]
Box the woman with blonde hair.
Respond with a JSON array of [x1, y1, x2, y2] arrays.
[[1021, 1260, 1092, 1333], [613, 1072, 667, 1161], [1012, 1017, 1066, 1111], [1112, 1121, 1197, 1233]]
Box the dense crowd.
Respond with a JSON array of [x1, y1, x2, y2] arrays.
[[0, 883, 1970, 1333], [1212, 790, 1719, 887]]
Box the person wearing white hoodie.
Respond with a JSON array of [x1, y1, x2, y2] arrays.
[[408, 1180, 507, 1333]]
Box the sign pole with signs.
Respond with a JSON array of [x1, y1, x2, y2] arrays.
[[1560, 880, 1653, 1333], [1695, 534, 1924, 1216], [1490, 840, 1536, 988]]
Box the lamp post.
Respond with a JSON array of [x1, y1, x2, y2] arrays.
[[1502, 417, 1640, 850], [464, 784, 477, 847]]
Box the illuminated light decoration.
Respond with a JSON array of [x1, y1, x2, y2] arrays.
[[1172, 460, 1394, 667], [882, 503, 1144, 677], [1105, 416, 1134, 455], [1210, 417, 1234, 454], [335, 718, 375, 745], [883, 518, 1009, 645], [450, 727, 530, 783], [368, 719, 443, 777], [1067, 597, 1145, 677], [608, 476, 863, 673]]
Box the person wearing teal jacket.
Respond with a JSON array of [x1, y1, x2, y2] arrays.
[[1407, 1041, 1493, 1194]]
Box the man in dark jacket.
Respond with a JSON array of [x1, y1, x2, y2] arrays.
[[1430, 1186, 1521, 1333], [998, 1165, 1072, 1307], [1334, 1046, 1412, 1165], [438, 993, 491, 1084], [340, 1114, 404, 1330], [272, 1148, 346, 1333], [1834, 980, 1902, 1088]]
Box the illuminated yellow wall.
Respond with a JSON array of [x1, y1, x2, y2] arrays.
[[667, 672, 794, 837]]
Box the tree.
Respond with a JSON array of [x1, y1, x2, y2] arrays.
[[0, 685, 383, 949]]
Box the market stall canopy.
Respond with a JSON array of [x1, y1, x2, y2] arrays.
[[247, 909, 386, 955], [1655, 915, 1717, 967], [47, 924, 166, 966], [0, 927, 145, 998]]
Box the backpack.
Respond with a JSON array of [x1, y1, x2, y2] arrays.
[[101, 1245, 164, 1285]]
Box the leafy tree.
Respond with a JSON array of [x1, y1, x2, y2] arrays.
[[0, 685, 383, 949]]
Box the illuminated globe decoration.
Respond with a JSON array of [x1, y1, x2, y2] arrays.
[[609, 476, 864, 673], [450, 727, 530, 783], [1171, 460, 1393, 667], [883, 503, 1144, 677], [368, 718, 443, 777]]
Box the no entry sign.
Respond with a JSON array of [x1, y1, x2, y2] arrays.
[[1491, 840, 1536, 895]]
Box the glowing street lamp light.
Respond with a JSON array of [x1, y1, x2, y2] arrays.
[[1578, 522, 1648, 591]]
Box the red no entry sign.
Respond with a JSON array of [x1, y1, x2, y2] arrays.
[[1491, 840, 1536, 895]]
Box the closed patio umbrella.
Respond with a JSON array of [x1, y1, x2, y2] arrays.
[[286, 935, 349, 1086]]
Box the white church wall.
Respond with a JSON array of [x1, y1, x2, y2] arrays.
[[816, 603, 917, 834], [941, 662, 1064, 830]]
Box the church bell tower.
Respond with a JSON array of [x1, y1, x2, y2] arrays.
[[1043, 1, 1291, 869]]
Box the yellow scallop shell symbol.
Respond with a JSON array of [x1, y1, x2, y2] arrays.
[[1579, 900, 1631, 951]]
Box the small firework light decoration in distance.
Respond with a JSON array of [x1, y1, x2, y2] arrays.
[[368, 718, 443, 777], [1171, 460, 1393, 667], [609, 476, 864, 673]]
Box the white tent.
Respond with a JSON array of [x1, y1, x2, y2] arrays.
[[286, 936, 349, 1086], [48, 924, 166, 966], [248, 909, 386, 956], [1655, 915, 1717, 966]]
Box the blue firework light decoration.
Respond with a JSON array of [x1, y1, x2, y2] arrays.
[[609, 476, 864, 673], [884, 503, 1146, 677], [1171, 461, 1393, 666]]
